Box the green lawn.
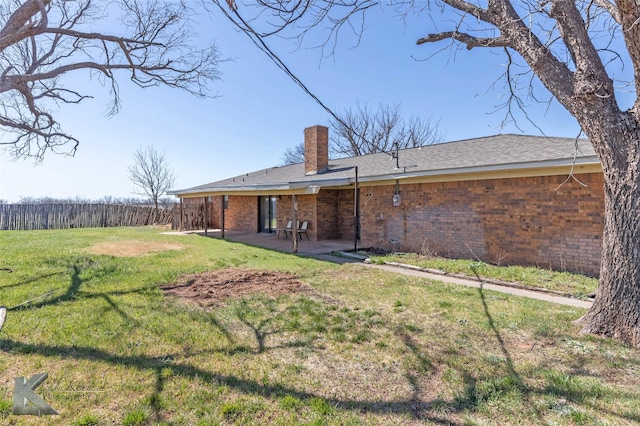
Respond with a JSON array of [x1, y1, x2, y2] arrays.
[[0, 227, 637, 425], [368, 253, 599, 298]]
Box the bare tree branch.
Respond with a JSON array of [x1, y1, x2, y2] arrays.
[[616, 0, 640, 113], [591, 0, 620, 24], [329, 102, 444, 158], [549, 1, 614, 101], [417, 31, 510, 49], [0, 0, 223, 160], [280, 102, 444, 164], [280, 142, 305, 165]]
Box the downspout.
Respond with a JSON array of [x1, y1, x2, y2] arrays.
[[354, 166, 359, 253]]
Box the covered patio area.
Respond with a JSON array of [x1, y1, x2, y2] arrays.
[[171, 229, 357, 257]]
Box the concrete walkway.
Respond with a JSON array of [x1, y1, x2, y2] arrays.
[[354, 262, 593, 309]]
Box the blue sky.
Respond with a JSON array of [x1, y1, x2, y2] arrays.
[[0, 3, 583, 203]]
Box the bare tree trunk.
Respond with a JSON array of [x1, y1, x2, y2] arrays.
[[580, 124, 640, 346]]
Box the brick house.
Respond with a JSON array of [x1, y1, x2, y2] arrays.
[[170, 125, 604, 276]]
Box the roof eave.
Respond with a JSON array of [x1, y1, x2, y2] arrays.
[[169, 178, 353, 197], [169, 156, 601, 197], [356, 156, 601, 184], [168, 183, 290, 197]]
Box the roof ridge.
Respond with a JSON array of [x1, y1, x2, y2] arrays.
[[329, 133, 589, 163]]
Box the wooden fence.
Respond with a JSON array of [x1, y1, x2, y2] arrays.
[[173, 202, 207, 231], [0, 204, 175, 231]]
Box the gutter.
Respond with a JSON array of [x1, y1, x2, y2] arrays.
[[354, 156, 601, 184], [170, 177, 352, 197]]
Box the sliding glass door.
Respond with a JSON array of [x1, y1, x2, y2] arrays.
[[258, 196, 277, 233]]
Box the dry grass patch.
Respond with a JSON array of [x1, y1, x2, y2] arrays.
[[86, 240, 186, 257]]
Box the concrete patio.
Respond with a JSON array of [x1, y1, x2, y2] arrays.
[[170, 229, 357, 256]]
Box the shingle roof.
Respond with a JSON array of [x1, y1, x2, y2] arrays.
[[171, 134, 599, 196]]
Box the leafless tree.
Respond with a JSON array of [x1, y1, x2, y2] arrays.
[[280, 142, 305, 165], [224, 0, 640, 347], [159, 196, 177, 209], [280, 103, 443, 164], [0, 0, 222, 160], [128, 146, 177, 212], [14, 195, 151, 204], [329, 103, 444, 158], [18, 195, 93, 204]]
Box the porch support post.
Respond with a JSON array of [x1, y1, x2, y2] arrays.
[[292, 194, 298, 253], [354, 166, 358, 253], [203, 196, 208, 236], [179, 198, 184, 231], [221, 195, 226, 239]]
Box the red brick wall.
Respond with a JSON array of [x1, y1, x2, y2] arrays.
[[358, 173, 604, 276], [208, 196, 222, 229], [316, 190, 339, 239], [338, 190, 356, 240], [224, 195, 258, 232], [275, 197, 288, 233]]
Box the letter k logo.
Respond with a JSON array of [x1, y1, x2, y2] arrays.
[[13, 373, 59, 416]]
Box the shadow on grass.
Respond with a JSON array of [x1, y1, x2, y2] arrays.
[[0, 265, 85, 313], [3, 290, 638, 424], [0, 271, 67, 290], [3, 260, 638, 424], [233, 298, 329, 355], [7, 264, 86, 311], [450, 283, 544, 420], [458, 281, 640, 424], [0, 338, 458, 424], [395, 330, 438, 418], [97, 294, 140, 326], [11, 263, 151, 315]]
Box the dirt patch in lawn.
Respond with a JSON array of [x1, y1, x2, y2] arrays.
[[162, 268, 313, 307], [86, 240, 186, 257]]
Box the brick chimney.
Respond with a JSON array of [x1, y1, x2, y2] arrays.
[[304, 125, 329, 175]]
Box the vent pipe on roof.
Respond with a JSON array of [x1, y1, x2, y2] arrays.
[[304, 125, 329, 175]]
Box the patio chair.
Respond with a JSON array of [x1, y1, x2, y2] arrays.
[[297, 221, 310, 240], [277, 220, 292, 239]]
